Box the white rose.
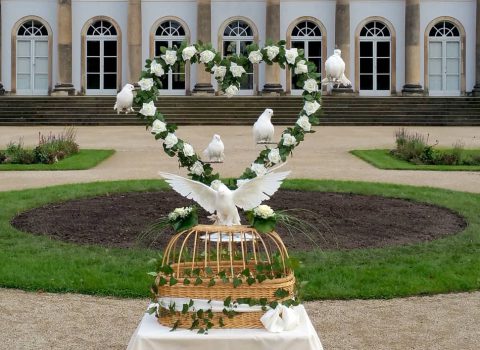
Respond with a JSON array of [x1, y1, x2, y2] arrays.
[[212, 65, 227, 81], [164, 133, 178, 149], [265, 46, 280, 61], [303, 101, 321, 116], [150, 61, 165, 77], [190, 161, 204, 176], [250, 162, 267, 177], [294, 60, 308, 75], [161, 50, 177, 66], [285, 48, 299, 65], [225, 85, 239, 97], [254, 205, 274, 219], [138, 78, 154, 91], [282, 133, 297, 146], [303, 79, 319, 93], [248, 50, 263, 64], [268, 148, 282, 164], [296, 116, 312, 132], [182, 46, 197, 61], [151, 119, 166, 134], [230, 62, 246, 78], [139, 101, 156, 117], [183, 143, 195, 157], [200, 50, 215, 64]]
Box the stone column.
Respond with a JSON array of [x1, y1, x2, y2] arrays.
[[402, 0, 424, 95], [473, 0, 480, 96], [0, 1, 4, 95], [334, 0, 353, 93], [53, 0, 75, 95], [262, 0, 283, 94], [128, 0, 142, 84], [193, 0, 214, 94]]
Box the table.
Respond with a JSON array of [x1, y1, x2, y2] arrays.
[[127, 305, 324, 350]]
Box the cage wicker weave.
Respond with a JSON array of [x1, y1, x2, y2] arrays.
[[155, 224, 296, 329]]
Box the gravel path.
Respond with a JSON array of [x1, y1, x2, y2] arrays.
[[1, 126, 479, 349]]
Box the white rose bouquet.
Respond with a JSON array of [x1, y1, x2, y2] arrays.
[[212, 65, 227, 81], [294, 60, 308, 75], [303, 78, 319, 93], [150, 60, 165, 77], [200, 50, 216, 64], [164, 133, 178, 149], [138, 78, 154, 91], [285, 48, 299, 65], [248, 50, 263, 64], [265, 45, 280, 61], [168, 206, 198, 232], [190, 161, 204, 176], [230, 62, 246, 78], [246, 204, 277, 233], [182, 45, 197, 61], [282, 133, 297, 146], [151, 119, 167, 134], [161, 50, 177, 66], [225, 85, 239, 97], [139, 101, 156, 117]]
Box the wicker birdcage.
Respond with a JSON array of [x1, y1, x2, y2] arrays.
[[155, 224, 296, 329]]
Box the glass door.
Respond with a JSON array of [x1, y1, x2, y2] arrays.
[[16, 39, 49, 95], [86, 39, 117, 95], [428, 40, 460, 95]]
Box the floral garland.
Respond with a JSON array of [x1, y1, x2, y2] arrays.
[[133, 40, 321, 186]]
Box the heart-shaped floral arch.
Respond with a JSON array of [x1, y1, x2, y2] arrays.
[[133, 40, 322, 187]]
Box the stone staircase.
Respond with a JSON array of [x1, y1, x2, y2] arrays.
[[0, 95, 479, 126]]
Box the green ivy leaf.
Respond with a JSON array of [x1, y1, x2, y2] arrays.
[[194, 277, 203, 286]]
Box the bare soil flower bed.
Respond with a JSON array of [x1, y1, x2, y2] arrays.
[[11, 190, 466, 251]]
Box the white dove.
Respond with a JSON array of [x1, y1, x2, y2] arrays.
[[159, 169, 290, 226], [321, 49, 352, 87], [253, 108, 274, 143], [114, 84, 135, 114], [203, 134, 225, 162]]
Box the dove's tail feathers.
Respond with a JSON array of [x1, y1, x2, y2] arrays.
[[113, 103, 117, 111], [339, 74, 352, 87], [321, 77, 330, 84]]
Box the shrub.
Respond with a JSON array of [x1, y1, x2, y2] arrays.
[[393, 128, 431, 162], [4, 140, 35, 164]]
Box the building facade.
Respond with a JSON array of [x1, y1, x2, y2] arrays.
[[1, 0, 479, 96]]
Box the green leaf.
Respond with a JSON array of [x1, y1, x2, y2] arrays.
[[247, 276, 256, 286], [274, 288, 290, 299], [233, 277, 242, 288], [224, 296, 232, 307], [170, 320, 180, 332], [183, 278, 191, 285], [158, 276, 168, 286], [208, 278, 216, 287], [182, 303, 189, 314], [194, 277, 203, 286]]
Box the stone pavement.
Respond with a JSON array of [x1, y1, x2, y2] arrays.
[[0, 125, 479, 349]]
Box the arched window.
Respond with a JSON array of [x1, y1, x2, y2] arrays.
[[290, 20, 323, 93], [85, 20, 118, 94], [154, 19, 186, 93], [428, 21, 461, 95], [222, 20, 255, 91], [16, 20, 50, 95], [359, 21, 391, 95]]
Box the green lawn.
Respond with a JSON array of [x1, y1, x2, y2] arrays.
[[351, 149, 480, 171], [0, 179, 479, 300], [0, 149, 115, 171]]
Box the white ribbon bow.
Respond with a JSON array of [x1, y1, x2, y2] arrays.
[[260, 305, 300, 333]]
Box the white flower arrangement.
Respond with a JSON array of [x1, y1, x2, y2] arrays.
[[296, 116, 312, 132], [230, 62, 246, 78], [253, 205, 275, 219], [190, 161, 204, 176], [182, 143, 195, 157], [285, 48, 299, 65], [294, 60, 308, 75], [250, 162, 267, 177], [150, 61, 165, 77], [164, 133, 178, 149], [161, 50, 177, 66], [182, 46, 197, 61], [265, 45, 280, 61], [282, 133, 297, 146], [212, 65, 227, 81], [140, 101, 157, 117], [200, 50, 216, 64], [268, 148, 282, 164], [138, 78, 154, 91], [303, 79, 319, 93], [151, 119, 167, 134], [303, 101, 321, 116], [168, 206, 194, 221], [248, 50, 263, 64], [225, 85, 239, 97]]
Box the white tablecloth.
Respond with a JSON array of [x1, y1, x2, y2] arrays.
[[127, 305, 324, 350]]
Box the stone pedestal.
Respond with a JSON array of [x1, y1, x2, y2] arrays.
[[402, 0, 424, 95], [53, 0, 75, 95], [332, 86, 355, 96], [262, 0, 283, 95], [193, 0, 214, 94]]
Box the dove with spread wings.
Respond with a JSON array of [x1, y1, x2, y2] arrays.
[[159, 169, 290, 226]]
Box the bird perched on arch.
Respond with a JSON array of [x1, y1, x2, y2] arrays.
[[113, 83, 135, 114], [253, 108, 275, 144], [203, 134, 225, 162], [322, 49, 352, 88], [159, 168, 290, 226]]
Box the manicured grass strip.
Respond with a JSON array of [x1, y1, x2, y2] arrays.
[[351, 149, 480, 171], [0, 149, 115, 171], [0, 179, 479, 300]]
